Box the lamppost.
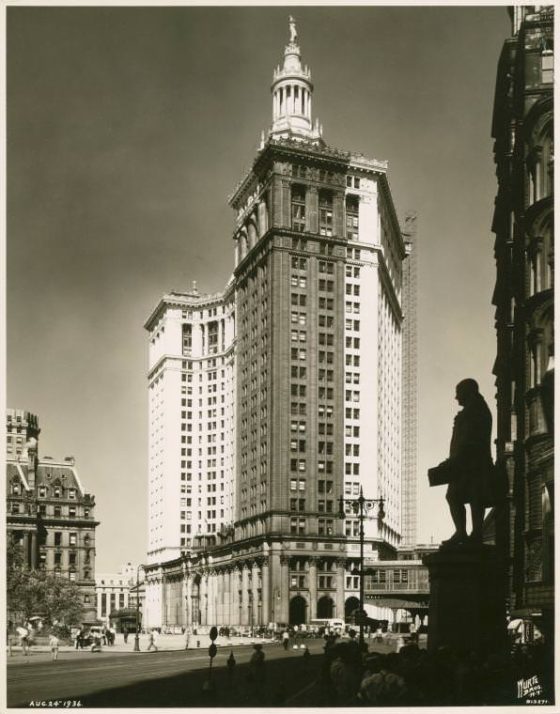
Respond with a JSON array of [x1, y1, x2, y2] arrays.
[[133, 564, 145, 652], [338, 487, 385, 649]]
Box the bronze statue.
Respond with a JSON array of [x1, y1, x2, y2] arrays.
[[439, 379, 494, 546]]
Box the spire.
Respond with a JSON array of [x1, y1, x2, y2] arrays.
[[269, 17, 323, 143]]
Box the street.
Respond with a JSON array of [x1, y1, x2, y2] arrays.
[[8, 638, 350, 708]]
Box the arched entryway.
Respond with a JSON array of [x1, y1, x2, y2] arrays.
[[289, 595, 307, 625], [345, 596, 360, 622], [317, 595, 334, 619]]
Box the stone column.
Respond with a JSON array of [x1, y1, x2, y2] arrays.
[[231, 567, 240, 626], [308, 558, 318, 620], [252, 561, 260, 626], [200, 574, 207, 626], [262, 559, 270, 626], [269, 548, 282, 624], [335, 560, 345, 619], [30, 532, 38, 569], [241, 564, 250, 625], [279, 555, 290, 624], [206, 571, 214, 626], [186, 576, 193, 630], [333, 191, 344, 238], [307, 186, 319, 234], [22, 532, 30, 569]]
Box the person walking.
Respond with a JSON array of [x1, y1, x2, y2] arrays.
[[17, 625, 29, 656], [123, 626, 128, 644], [282, 629, 290, 651], [49, 633, 60, 661], [184, 629, 190, 651], [147, 630, 158, 651]]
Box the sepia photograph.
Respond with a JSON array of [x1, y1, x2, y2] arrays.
[[5, 2, 554, 708]]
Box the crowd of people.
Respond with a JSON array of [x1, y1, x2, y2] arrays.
[[321, 635, 553, 706]]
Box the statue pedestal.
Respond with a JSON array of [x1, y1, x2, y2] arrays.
[[423, 545, 507, 654]]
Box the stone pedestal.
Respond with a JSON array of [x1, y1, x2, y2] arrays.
[[423, 545, 507, 654]]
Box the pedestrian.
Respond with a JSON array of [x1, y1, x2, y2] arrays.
[[184, 629, 190, 651], [75, 627, 84, 650], [227, 651, 236, 683], [147, 630, 158, 651], [123, 626, 128, 644], [16, 625, 29, 656], [49, 633, 60, 661], [249, 643, 266, 698], [282, 629, 290, 651], [90, 633, 102, 653], [108, 626, 116, 645]]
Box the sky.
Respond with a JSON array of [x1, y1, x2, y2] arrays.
[[7, 5, 511, 571]]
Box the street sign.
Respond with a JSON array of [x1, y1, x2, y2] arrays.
[[208, 643, 217, 659]]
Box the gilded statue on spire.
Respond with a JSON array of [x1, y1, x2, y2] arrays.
[[289, 16, 298, 44]]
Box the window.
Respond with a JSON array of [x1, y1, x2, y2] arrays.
[[290, 517, 306, 534], [291, 185, 306, 232], [69, 506, 76, 517], [319, 191, 333, 237], [54, 532, 62, 546], [38, 486, 46, 498], [54, 506, 62, 517], [69, 533, 77, 546], [346, 196, 359, 240]]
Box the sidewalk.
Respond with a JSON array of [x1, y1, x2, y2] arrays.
[[7, 632, 276, 656]]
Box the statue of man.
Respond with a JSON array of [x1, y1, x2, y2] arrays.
[[443, 378, 494, 546], [289, 16, 298, 43]]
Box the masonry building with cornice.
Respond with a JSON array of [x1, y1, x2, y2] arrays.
[[143, 18, 414, 630]]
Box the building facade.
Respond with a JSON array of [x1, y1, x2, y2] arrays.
[[144, 19, 410, 629], [400, 213, 419, 547], [6, 409, 99, 622], [96, 562, 144, 628], [145, 286, 236, 564], [491, 5, 553, 642]]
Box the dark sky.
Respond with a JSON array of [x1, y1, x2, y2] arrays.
[[7, 5, 510, 569]]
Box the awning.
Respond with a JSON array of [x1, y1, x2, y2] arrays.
[[510, 607, 544, 618], [366, 597, 429, 610]]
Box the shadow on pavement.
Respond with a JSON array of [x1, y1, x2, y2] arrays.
[[35, 655, 323, 708]]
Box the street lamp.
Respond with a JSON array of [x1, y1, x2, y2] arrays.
[[338, 487, 385, 650], [133, 564, 145, 652]]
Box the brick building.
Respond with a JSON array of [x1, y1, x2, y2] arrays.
[[491, 5, 554, 642], [6, 409, 99, 622]]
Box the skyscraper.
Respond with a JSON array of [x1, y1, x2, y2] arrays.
[[491, 5, 554, 646], [401, 213, 418, 548], [144, 18, 408, 629]]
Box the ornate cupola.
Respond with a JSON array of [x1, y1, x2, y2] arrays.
[[269, 17, 323, 143]]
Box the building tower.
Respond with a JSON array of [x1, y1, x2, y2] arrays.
[[400, 213, 418, 547], [144, 284, 236, 565], [491, 5, 553, 645], [144, 18, 407, 629]]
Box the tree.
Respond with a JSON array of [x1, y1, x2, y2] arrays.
[[7, 538, 84, 626]]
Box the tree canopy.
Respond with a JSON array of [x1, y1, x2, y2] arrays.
[[7, 539, 84, 626]]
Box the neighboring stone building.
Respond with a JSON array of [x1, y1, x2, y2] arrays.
[[143, 19, 410, 629], [96, 562, 144, 629], [491, 6, 553, 643], [6, 409, 99, 622]]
